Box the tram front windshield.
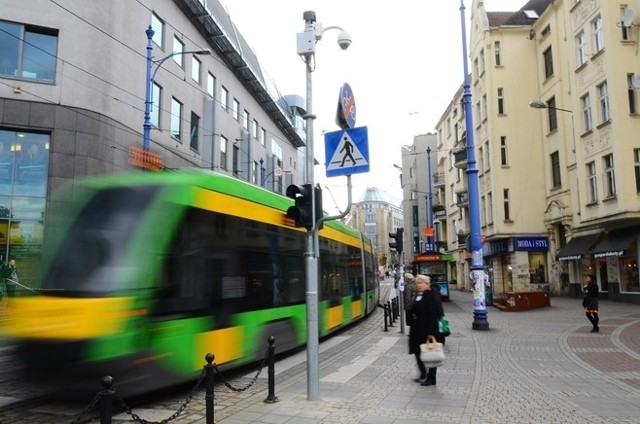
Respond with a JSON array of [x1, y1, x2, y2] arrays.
[[43, 186, 159, 295]]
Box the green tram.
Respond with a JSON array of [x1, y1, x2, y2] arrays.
[[2, 169, 379, 395]]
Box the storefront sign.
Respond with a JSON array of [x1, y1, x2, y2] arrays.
[[514, 237, 549, 251]]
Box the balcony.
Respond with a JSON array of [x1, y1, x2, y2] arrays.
[[453, 148, 468, 169], [432, 172, 445, 188]]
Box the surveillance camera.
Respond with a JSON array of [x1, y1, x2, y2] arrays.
[[337, 31, 352, 50]]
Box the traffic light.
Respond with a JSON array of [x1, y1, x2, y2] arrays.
[[389, 228, 404, 253], [285, 184, 323, 229]]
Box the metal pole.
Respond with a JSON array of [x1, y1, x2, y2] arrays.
[[143, 26, 154, 152], [427, 147, 434, 252], [302, 11, 320, 401], [460, 0, 489, 330]]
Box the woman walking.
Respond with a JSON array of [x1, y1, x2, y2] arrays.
[[408, 274, 444, 386], [582, 274, 599, 333]]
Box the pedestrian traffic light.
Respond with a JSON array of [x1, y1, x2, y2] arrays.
[[389, 228, 404, 253], [285, 184, 323, 230]]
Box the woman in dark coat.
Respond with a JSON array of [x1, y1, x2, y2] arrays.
[[409, 274, 444, 386], [582, 274, 599, 332]]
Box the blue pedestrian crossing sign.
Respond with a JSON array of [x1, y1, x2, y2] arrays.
[[324, 126, 370, 177]]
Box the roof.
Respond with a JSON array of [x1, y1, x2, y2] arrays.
[[358, 187, 402, 207], [488, 0, 554, 27]]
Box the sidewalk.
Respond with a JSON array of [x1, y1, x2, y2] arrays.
[[145, 289, 640, 424]]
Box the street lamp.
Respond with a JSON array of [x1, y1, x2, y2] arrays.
[[297, 11, 350, 401], [459, 1, 489, 330], [426, 147, 434, 252], [529, 100, 576, 153], [143, 26, 211, 151]]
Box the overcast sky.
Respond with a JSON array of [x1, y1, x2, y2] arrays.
[[218, 0, 525, 212]]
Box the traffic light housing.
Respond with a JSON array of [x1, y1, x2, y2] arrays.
[[389, 228, 404, 253], [286, 184, 323, 229]]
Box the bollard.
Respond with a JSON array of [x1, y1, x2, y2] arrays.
[[205, 353, 215, 424], [100, 376, 114, 424], [383, 304, 388, 331], [264, 336, 279, 403], [394, 297, 400, 320], [387, 301, 394, 326]]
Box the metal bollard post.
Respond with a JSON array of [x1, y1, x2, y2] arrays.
[[264, 336, 279, 403], [100, 376, 114, 424], [205, 353, 215, 424], [387, 301, 394, 326], [383, 304, 388, 331], [394, 298, 399, 320]]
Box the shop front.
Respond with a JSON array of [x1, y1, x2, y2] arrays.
[[590, 229, 640, 304], [556, 232, 602, 298]]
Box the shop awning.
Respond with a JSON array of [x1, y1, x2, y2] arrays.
[[591, 231, 637, 259], [556, 233, 601, 261]]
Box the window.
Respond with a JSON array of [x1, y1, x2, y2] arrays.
[[576, 30, 587, 67], [628, 74, 638, 114], [170, 97, 182, 140], [494, 41, 501, 66], [598, 81, 610, 122], [151, 14, 164, 48], [634, 149, 640, 192], [233, 145, 240, 176], [206, 72, 215, 97], [592, 15, 604, 53], [232, 99, 240, 121], [251, 161, 258, 185], [581, 93, 593, 132], [478, 146, 484, 172], [151, 82, 161, 127], [259, 127, 266, 146], [220, 86, 229, 110], [497, 88, 505, 114], [551, 151, 561, 188], [173, 36, 185, 67], [190, 112, 199, 151], [479, 49, 485, 75], [481, 94, 487, 121], [500, 136, 508, 166], [503, 189, 510, 221], [251, 119, 258, 139], [547, 97, 558, 132], [242, 109, 249, 130], [412, 205, 419, 226], [543, 47, 554, 79], [220, 136, 227, 170], [0, 20, 58, 82], [484, 143, 490, 172], [587, 161, 597, 203], [621, 7, 632, 41], [603, 154, 615, 198], [191, 56, 201, 84], [481, 196, 486, 226], [487, 192, 493, 224]]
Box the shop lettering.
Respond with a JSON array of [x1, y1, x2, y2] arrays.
[[515, 237, 549, 251]]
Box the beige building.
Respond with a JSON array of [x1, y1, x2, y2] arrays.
[[345, 188, 403, 269], [432, 0, 640, 303]]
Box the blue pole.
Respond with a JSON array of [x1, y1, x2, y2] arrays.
[[460, 0, 489, 330], [143, 25, 154, 152], [427, 147, 434, 252]]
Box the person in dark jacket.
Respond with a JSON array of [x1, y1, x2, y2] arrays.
[[408, 274, 444, 386], [582, 274, 599, 333], [403, 272, 417, 325]]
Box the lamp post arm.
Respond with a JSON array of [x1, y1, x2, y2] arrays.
[[547, 105, 574, 114]]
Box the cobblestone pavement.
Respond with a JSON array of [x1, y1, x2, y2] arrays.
[[2, 283, 640, 423]]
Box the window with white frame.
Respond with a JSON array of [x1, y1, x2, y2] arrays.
[[242, 109, 249, 130], [547, 97, 558, 132], [220, 86, 228, 110], [207, 72, 215, 97], [494, 41, 502, 66], [220, 136, 227, 170], [598, 81, 610, 122], [500, 136, 508, 166], [259, 127, 266, 145], [503, 189, 511, 221], [487, 192, 493, 224], [191, 56, 201, 84], [0, 20, 58, 82], [634, 149, 640, 193], [479, 49, 485, 75], [628, 74, 638, 114], [581, 93, 593, 132], [621, 7, 632, 41], [170, 97, 182, 140], [576, 30, 587, 66], [484, 143, 490, 171], [543, 47, 554, 79], [497, 88, 505, 114], [151, 14, 164, 48], [586, 161, 597, 203], [551, 151, 561, 188], [151, 82, 161, 127], [482, 94, 487, 121], [173, 36, 185, 67], [603, 154, 615, 198], [592, 15, 604, 53], [251, 119, 258, 139], [232, 99, 239, 121]]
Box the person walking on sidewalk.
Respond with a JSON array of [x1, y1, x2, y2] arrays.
[[582, 274, 599, 333], [408, 274, 444, 386], [403, 272, 417, 326]]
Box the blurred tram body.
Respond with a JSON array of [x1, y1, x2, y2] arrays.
[[1, 169, 379, 396]]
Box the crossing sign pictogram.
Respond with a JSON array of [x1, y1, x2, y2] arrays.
[[324, 126, 369, 177]]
